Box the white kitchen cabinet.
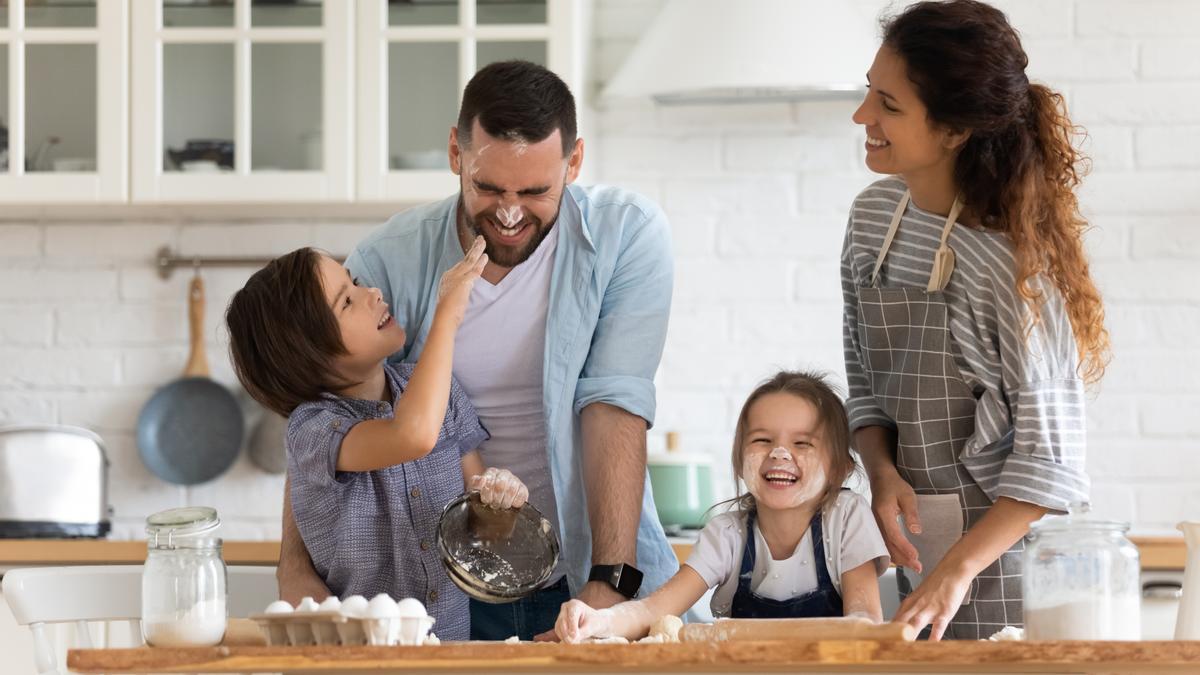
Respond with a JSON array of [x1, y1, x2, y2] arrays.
[[355, 0, 585, 202], [130, 0, 355, 202], [0, 0, 585, 205], [0, 0, 127, 203]]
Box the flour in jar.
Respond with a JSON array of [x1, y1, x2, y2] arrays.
[[1024, 594, 1141, 640], [143, 598, 226, 647]]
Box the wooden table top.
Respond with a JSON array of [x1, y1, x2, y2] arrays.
[[68, 640, 1200, 674], [0, 537, 1188, 569]]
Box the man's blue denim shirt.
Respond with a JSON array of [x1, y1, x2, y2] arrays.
[[344, 183, 678, 597]]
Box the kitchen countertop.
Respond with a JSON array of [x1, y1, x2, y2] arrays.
[[0, 536, 1188, 570], [0, 540, 281, 566], [67, 640, 1200, 674]]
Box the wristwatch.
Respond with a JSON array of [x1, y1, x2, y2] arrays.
[[588, 563, 644, 599]]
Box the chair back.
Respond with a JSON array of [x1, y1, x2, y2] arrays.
[[2, 565, 277, 675]]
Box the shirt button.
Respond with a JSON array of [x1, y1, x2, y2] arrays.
[[429, 590, 439, 602], [377, 402, 388, 413], [801, 560, 808, 566], [420, 540, 429, 551], [410, 487, 421, 498], [331, 419, 341, 429]]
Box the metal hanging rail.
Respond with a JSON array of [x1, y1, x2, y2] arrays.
[[155, 246, 345, 280]]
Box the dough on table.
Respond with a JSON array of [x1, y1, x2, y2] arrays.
[[647, 615, 683, 643], [587, 636, 630, 644]]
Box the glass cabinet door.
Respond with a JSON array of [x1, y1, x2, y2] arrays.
[[356, 0, 577, 202], [0, 0, 126, 202], [132, 0, 353, 202]]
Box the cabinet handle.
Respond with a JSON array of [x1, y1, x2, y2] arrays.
[[1142, 581, 1183, 600]]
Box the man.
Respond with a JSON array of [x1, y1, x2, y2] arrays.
[[277, 60, 678, 640]]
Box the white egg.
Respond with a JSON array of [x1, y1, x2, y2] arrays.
[[366, 593, 399, 618], [265, 600, 294, 614], [396, 597, 427, 618], [318, 596, 342, 612], [340, 595, 368, 618], [296, 596, 320, 613]]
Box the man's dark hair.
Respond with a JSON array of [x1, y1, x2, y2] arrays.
[[226, 248, 349, 417], [457, 60, 577, 157]]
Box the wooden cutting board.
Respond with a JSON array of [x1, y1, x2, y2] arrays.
[[680, 617, 917, 642]]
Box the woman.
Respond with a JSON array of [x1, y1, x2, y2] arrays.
[[841, 0, 1109, 640]]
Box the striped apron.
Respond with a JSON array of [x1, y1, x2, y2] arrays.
[[857, 191, 1023, 639]]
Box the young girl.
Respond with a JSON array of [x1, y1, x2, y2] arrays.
[[554, 371, 889, 643], [842, 0, 1108, 640], [226, 236, 529, 642]]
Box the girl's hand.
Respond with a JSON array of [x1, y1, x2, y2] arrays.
[[436, 236, 488, 326], [868, 469, 923, 571], [555, 599, 612, 644], [892, 561, 972, 641], [470, 467, 528, 510]]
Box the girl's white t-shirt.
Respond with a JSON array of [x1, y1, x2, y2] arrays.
[[684, 491, 889, 617]]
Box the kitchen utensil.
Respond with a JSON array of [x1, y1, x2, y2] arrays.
[[247, 406, 288, 474], [0, 424, 112, 538], [679, 617, 917, 642], [436, 492, 559, 603], [167, 139, 234, 171], [1023, 503, 1141, 640], [1175, 521, 1200, 639], [142, 506, 226, 647], [648, 431, 713, 530], [136, 273, 243, 485]]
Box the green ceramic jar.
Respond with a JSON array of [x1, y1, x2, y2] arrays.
[[648, 432, 714, 529]]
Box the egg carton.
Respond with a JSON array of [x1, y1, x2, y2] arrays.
[[249, 610, 436, 647]]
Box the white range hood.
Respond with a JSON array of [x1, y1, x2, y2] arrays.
[[602, 0, 881, 105]]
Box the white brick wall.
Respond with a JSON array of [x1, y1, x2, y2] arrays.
[[0, 0, 1196, 539]]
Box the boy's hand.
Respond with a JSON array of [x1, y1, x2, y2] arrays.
[[470, 467, 528, 510], [555, 599, 612, 644], [436, 236, 487, 326]]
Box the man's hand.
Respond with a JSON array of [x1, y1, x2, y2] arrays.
[[278, 476, 332, 605]]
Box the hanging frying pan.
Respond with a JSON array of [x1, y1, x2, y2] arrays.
[[136, 273, 243, 485]]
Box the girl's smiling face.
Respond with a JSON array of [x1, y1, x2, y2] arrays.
[[852, 45, 965, 179], [739, 392, 833, 512], [316, 254, 406, 378]]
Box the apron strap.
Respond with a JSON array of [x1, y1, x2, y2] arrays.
[[869, 191, 910, 286], [926, 196, 963, 293], [870, 190, 964, 292]]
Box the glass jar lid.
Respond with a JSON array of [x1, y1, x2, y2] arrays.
[[146, 506, 221, 546], [1029, 501, 1130, 535]]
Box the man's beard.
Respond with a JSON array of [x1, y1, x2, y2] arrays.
[[456, 191, 563, 268]]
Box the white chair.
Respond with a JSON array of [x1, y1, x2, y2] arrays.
[[2, 565, 277, 675]]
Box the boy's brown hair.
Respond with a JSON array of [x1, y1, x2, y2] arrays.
[[725, 370, 856, 514], [226, 247, 349, 417]]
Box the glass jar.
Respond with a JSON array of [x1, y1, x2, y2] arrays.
[[1023, 503, 1141, 640], [141, 506, 227, 647]]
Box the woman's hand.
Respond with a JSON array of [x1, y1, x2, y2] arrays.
[[555, 599, 612, 643], [436, 236, 487, 326], [868, 468, 923, 571], [470, 467, 529, 510], [892, 560, 973, 640]]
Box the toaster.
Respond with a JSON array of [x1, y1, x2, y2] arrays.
[[0, 424, 112, 538]]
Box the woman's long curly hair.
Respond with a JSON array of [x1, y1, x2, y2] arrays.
[[884, 0, 1110, 383]]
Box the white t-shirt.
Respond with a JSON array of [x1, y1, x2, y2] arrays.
[[452, 225, 560, 576], [684, 491, 889, 618]]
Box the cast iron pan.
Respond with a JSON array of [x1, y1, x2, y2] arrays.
[[137, 274, 243, 485]]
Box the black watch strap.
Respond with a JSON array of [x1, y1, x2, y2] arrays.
[[588, 563, 644, 599]]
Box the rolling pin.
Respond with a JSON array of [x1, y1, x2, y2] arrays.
[[680, 617, 917, 642]]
